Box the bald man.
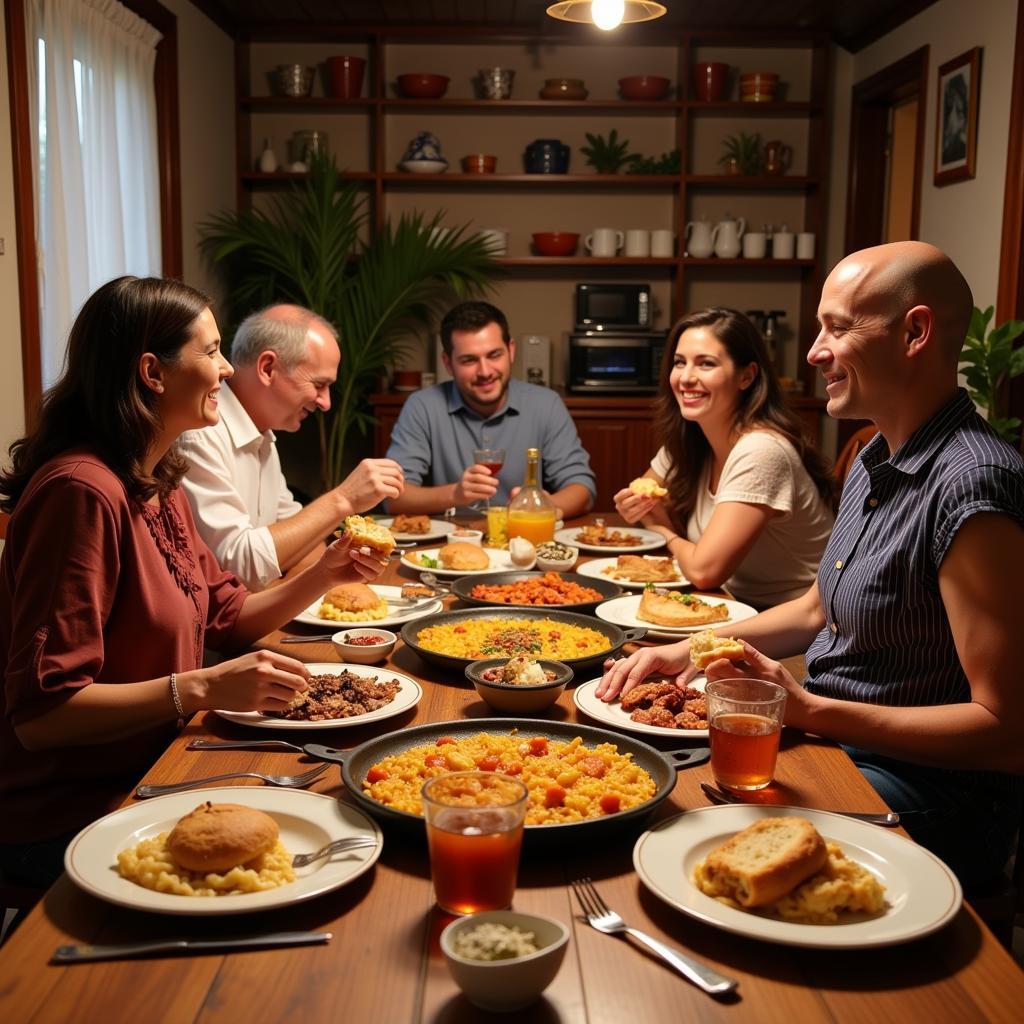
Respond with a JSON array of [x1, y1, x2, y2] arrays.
[[598, 242, 1024, 888], [179, 305, 404, 590]]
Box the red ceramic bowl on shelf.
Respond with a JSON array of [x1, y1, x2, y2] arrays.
[[739, 71, 779, 102], [532, 232, 580, 257], [397, 73, 450, 99], [461, 153, 497, 173], [618, 75, 671, 100]]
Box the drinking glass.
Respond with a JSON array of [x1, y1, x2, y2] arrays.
[[422, 772, 528, 915], [472, 447, 505, 508], [705, 678, 786, 791]]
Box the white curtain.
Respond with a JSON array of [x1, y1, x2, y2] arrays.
[[26, 0, 163, 388]]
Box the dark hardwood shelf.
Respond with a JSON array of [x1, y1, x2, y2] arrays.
[[380, 173, 678, 187], [686, 100, 820, 116], [686, 174, 820, 189], [239, 96, 376, 112], [683, 258, 815, 268], [239, 171, 375, 186], [497, 257, 678, 267]]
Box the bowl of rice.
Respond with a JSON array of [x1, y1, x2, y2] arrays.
[[465, 657, 573, 712], [440, 910, 570, 1012]]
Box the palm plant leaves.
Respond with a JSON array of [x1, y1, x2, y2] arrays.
[[199, 152, 498, 488], [961, 304, 1024, 444]]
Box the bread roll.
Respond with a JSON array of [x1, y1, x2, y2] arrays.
[[629, 477, 668, 498], [323, 582, 385, 615], [438, 541, 490, 571], [693, 816, 828, 907], [167, 802, 279, 873], [637, 588, 729, 627], [689, 629, 745, 670], [342, 515, 396, 558]]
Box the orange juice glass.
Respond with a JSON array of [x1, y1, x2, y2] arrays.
[[422, 772, 528, 915], [706, 678, 786, 790], [507, 509, 556, 545]]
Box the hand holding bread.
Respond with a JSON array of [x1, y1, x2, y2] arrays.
[[613, 486, 657, 524]]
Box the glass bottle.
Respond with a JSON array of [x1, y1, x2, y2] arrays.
[[507, 448, 556, 545]]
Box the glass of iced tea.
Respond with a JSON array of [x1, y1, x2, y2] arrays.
[[486, 505, 508, 546], [422, 771, 528, 915], [705, 678, 787, 791]]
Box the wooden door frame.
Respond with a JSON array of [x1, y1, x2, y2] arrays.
[[844, 45, 929, 254], [999, 0, 1024, 444], [3, 0, 182, 428]]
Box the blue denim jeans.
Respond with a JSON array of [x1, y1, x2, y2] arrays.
[[843, 745, 1022, 892]]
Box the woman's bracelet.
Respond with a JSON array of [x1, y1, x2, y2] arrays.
[[169, 672, 185, 729]]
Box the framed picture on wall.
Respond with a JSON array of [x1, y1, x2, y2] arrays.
[[934, 47, 981, 186]]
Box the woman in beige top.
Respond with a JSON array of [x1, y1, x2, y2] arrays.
[[614, 308, 834, 608]]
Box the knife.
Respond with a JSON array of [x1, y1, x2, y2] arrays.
[[52, 930, 332, 964]]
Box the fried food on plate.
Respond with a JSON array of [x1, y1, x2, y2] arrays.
[[576, 522, 643, 547], [637, 588, 729, 627], [604, 554, 680, 583], [390, 513, 430, 535]]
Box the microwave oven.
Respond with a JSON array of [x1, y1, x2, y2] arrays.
[[567, 330, 667, 394], [575, 283, 652, 331]]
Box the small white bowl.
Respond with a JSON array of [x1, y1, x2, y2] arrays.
[[330, 627, 397, 664], [440, 910, 570, 1012], [400, 159, 448, 173], [535, 548, 579, 572], [450, 528, 483, 546]]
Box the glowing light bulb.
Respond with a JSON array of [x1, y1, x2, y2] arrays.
[[591, 0, 625, 31]]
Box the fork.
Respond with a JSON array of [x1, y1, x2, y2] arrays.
[[291, 836, 378, 868], [700, 782, 901, 827], [135, 763, 328, 798], [571, 877, 737, 996]]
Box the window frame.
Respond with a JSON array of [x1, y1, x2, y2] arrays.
[[3, 0, 182, 426]]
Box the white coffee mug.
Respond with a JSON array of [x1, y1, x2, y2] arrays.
[[797, 232, 816, 260], [624, 229, 650, 257], [650, 229, 675, 257], [772, 231, 795, 259], [585, 228, 624, 257], [476, 227, 508, 255], [742, 232, 767, 259]]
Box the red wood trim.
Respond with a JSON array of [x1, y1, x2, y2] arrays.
[[998, 0, 1024, 444], [4, 0, 42, 427], [120, 0, 182, 278]]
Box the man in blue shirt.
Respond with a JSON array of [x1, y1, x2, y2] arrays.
[[386, 301, 595, 516], [598, 241, 1024, 888]]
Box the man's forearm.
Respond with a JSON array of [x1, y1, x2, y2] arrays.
[[267, 491, 343, 571], [387, 481, 458, 515], [550, 483, 593, 518]]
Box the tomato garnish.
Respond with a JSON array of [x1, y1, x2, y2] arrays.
[[529, 737, 549, 755], [424, 754, 446, 768], [599, 793, 621, 814], [436, 736, 456, 746], [476, 754, 500, 772], [545, 784, 566, 808], [366, 766, 389, 783]]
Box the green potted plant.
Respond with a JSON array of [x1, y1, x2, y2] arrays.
[[580, 129, 636, 173], [199, 152, 498, 490], [718, 132, 763, 175], [624, 149, 681, 175], [961, 305, 1024, 445]]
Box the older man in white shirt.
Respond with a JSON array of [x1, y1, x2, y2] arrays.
[[178, 305, 404, 589]]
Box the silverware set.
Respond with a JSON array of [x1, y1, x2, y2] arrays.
[[135, 762, 327, 798], [699, 781, 901, 826]]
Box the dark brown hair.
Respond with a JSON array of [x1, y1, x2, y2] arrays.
[[440, 301, 511, 354], [0, 276, 212, 512], [653, 307, 835, 527]]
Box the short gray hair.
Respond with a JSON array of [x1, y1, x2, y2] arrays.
[[230, 306, 339, 371]]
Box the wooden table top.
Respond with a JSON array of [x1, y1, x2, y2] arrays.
[[2, 529, 1022, 1023]]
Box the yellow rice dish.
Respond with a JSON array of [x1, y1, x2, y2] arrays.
[[362, 732, 656, 825], [415, 618, 611, 660], [773, 843, 887, 923], [316, 600, 388, 622], [117, 833, 295, 897]]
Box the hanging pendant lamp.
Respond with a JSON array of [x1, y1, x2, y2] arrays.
[[546, 2, 667, 32]]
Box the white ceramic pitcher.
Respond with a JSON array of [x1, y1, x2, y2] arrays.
[[685, 217, 713, 258], [711, 215, 746, 258]]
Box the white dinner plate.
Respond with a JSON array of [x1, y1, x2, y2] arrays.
[[292, 585, 443, 627], [595, 594, 757, 638], [555, 526, 666, 554], [633, 805, 962, 949], [375, 517, 455, 543], [400, 547, 514, 577], [65, 787, 383, 916], [576, 556, 690, 589], [214, 663, 422, 731], [574, 676, 708, 738]]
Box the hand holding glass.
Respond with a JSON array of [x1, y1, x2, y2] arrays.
[[423, 772, 528, 915], [472, 448, 505, 508], [706, 678, 786, 791]]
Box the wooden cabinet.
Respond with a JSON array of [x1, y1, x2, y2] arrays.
[[234, 26, 830, 395], [371, 391, 823, 512]]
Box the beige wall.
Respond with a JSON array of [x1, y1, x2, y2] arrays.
[[0, 0, 26, 460], [827, 0, 1019, 310]]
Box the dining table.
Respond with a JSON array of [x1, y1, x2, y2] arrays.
[[1, 516, 1022, 1024]]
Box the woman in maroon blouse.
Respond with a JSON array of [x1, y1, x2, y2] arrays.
[[0, 277, 385, 887]]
